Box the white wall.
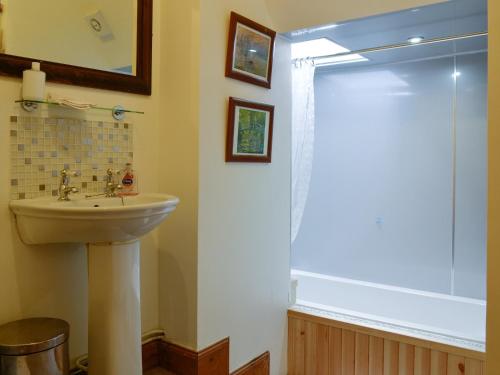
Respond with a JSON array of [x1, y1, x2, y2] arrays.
[[197, 2, 291, 374], [454, 52, 488, 299], [293, 53, 487, 300], [294, 58, 454, 294], [0, 0, 162, 363], [157, 0, 200, 350]]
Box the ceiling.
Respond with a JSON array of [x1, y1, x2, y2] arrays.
[[265, 0, 444, 33], [286, 0, 487, 69]]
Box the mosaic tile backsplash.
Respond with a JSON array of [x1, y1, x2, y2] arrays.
[[10, 116, 134, 200]]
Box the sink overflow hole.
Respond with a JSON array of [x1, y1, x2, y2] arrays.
[[93, 204, 100, 208]]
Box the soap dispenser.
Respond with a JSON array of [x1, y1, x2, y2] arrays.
[[22, 62, 46, 101], [120, 162, 138, 196]]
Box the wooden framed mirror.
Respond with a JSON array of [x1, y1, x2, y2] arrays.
[[0, 0, 152, 95]]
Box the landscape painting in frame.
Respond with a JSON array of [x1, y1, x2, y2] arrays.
[[225, 12, 276, 88], [226, 97, 274, 163]]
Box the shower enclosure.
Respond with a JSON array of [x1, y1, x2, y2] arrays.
[[290, 0, 487, 349]]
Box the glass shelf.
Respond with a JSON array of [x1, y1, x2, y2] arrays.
[[16, 99, 144, 120]]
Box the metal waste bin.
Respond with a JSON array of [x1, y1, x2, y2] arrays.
[[0, 318, 69, 375]]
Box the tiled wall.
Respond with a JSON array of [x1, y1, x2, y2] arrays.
[[9, 116, 134, 200]]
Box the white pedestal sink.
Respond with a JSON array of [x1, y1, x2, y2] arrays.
[[10, 193, 179, 375]]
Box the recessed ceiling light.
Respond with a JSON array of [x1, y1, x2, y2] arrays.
[[408, 36, 424, 44], [453, 71, 462, 79]]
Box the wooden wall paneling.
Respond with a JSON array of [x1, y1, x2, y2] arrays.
[[383, 340, 399, 375], [342, 330, 356, 375], [430, 350, 447, 375], [464, 358, 484, 375], [289, 310, 485, 362], [329, 326, 343, 375], [368, 336, 384, 375], [355, 333, 370, 375], [304, 321, 317, 374], [448, 355, 466, 375], [287, 313, 485, 375], [398, 343, 415, 375], [314, 324, 330, 375], [414, 347, 431, 375], [289, 317, 305, 374]]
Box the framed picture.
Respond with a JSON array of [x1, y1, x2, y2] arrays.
[[226, 97, 275, 163], [225, 12, 276, 89]]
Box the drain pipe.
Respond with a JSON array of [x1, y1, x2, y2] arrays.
[[73, 329, 166, 373]]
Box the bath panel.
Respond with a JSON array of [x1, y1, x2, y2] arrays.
[[288, 310, 485, 375]]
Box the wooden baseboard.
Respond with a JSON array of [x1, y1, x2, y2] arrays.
[[160, 338, 269, 375], [160, 338, 229, 375], [160, 340, 197, 374], [143, 339, 163, 371], [231, 351, 270, 375], [198, 338, 230, 375], [72, 337, 268, 375]]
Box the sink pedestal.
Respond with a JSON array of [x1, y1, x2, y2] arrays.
[[88, 241, 142, 375]]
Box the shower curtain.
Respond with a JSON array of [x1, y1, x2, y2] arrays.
[[291, 60, 316, 243]]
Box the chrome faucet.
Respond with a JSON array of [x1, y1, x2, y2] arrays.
[[104, 169, 122, 197], [58, 169, 79, 201]]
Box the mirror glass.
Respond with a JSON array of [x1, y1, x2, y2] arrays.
[[0, 0, 137, 75]]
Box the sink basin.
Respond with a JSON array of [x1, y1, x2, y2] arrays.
[[10, 192, 179, 375], [10, 193, 179, 245]]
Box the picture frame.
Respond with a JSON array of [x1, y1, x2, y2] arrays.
[[225, 12, 276, 89], [226, 97, 275, 163]]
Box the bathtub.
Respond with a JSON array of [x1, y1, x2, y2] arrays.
[[290, 269, 486, 352]]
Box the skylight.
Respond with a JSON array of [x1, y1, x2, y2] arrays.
[[291, 38, 368, 66]]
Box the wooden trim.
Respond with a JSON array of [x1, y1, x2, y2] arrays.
[[160, 338, 229, 375], [288, 310, 485, 361], [0, 0, 152, 95], [159, 337, 269, 375], [198, 338, 230, 375], [226, 97, 275, 163], [225, 12, 276, 89], [160, 340, 198, 375], [231, 351, 270, 375]]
